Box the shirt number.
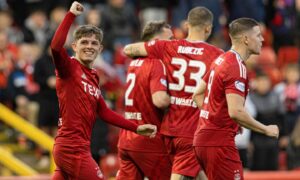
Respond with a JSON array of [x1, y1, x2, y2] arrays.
[[204, 70, 215, 104], [169, 57, 206, 93], [125, 73, 136, 106]]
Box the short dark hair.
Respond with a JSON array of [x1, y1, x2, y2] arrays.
[[229, 18, 259, 38], [187, 7, 213, 27], [73, 25, 103, 43], [141, 21, 171, 41]]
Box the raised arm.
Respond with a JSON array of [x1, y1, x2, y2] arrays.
[[50, 1, 84, 76], [51, 1, 83, 51], [226, 93, 279, 138], [123, 42, 148, 57]]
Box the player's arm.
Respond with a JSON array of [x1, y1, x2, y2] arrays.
[[51, 1, 83, 52], [97, 96, 157, 137], [123, 42, 148, 58], [226, 93, 279, 138], [150, 60, 170, 109], [50, 1, 83, 74], [152, 91, 170, 109], [192, 79, 207, 109]]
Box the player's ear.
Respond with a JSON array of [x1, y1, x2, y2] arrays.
[[71, 41, 77, 52], [244, 36, 249, 45], [184, 20, 190, 30], [98, 44, 103, 53], [205, 24, 212, 35]]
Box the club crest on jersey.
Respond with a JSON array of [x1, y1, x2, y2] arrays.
[[234, 170, 241, 180], [160, 78, 167, 87], [214, 57, 224, 65], [148, 40, 156, 46], [81, 73, 87, 80], [235, 81, 245, 92], [95, 167, 104, 178]]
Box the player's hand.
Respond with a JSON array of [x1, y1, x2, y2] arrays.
[[265, 125, 279, 138], [70, 1, 84, 16], [136, 124, 157, 138]]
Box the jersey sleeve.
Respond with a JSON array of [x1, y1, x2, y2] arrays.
[[50, 12, 75, 78], [149, 60, 168, 94], [97, 95, 138, 132], [224, 64, 247, 97], [144, 40, 167, 59]]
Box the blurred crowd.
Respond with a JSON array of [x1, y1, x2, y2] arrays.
[[0, 0, 300, 175]]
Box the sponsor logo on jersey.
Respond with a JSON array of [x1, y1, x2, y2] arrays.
[[125, 112, 142, 120], [177, 46, 204, 55], [170, 96, 197, 108], [81, 81, 101, 98], [235, 81, 245, 92]]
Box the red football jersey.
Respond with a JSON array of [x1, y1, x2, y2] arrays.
[[145, 39, 224, 137], [193, 50, 249, 147], [118, 57, 168, 152], [51, 12, 137, 147]]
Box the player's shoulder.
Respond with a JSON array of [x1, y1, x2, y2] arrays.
[[220, 51, 247, 77], [222, 51, 240, 64], [129, 57, 163, 68], [134, 56, 159, 63], [184, 40, 224, 54], [146, 39, 173, 47], [141, 57, 165, 69], [69, 56, 81, 67], [202, 42, 224, 54]]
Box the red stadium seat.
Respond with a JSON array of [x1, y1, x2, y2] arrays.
[[277, 46, 299, 70]]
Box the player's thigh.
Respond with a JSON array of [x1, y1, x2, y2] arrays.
[[197, 146, 243, 180], [53, 145, 104, 180], [52, 167, 68, 180], [78, 153, 105, 180], [52, 145, 81, 179], [172, 137, 200, 178], [116, 149, 143, 180], [128, 151, 172, 180]]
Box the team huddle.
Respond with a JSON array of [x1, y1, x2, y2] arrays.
[[50, 1, 279, 180]]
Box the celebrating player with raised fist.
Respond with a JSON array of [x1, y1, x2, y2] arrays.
[[50, 2, 157, 180]]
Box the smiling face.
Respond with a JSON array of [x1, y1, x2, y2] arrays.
[[72, 34, 103, 67], [72, 25, 103, 68]]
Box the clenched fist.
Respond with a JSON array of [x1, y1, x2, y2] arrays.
[[265, 125, 279, 138], [70, 1, 84, 16], [136, 124, 157, 138]]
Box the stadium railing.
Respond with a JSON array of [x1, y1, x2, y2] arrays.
[[0, 103, 55, 175]]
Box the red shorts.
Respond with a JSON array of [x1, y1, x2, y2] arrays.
[[194, 146, 244, 180], [116, 149, 172, 180], [164, 136, 201, 177], [52, 144, 104, 180]]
